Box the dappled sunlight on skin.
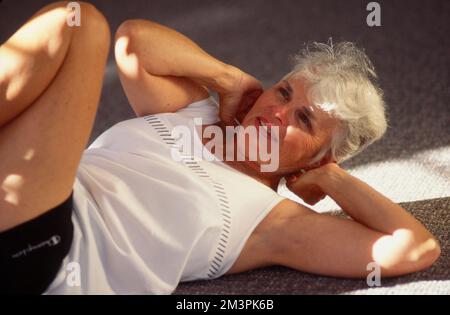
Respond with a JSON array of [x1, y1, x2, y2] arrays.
[[0, 5, 71, 125], [0, 45, 32, 101], [371, 228, 439, 271], [23, 148, 35, 161], [1, 6, 69, 56], [372, 229, 413, 269], [1, 41, 65, 102], [409, 238, 441, 261], [1, 174, 24, 206], [114, 36, 140, 79], [0, 148, 34, 206]]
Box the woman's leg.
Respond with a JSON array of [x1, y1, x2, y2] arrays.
[[0, 1, 110, 231], [0, 2, 74, 127]]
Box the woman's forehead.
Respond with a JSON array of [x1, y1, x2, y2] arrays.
[[281, 78, 338, 126]]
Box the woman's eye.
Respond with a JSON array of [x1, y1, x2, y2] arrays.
[[297, 111, 310, 126], [278, 87, 289, 100]]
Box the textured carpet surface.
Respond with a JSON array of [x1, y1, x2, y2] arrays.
[[1, 0, 448, 294]]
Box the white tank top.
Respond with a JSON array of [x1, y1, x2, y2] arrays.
[[45, 96, 285, 294]]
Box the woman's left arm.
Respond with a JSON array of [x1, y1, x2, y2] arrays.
[[226, 165, 440, 278], [289, 163, 438, 238], [285, 163, 441, 269]]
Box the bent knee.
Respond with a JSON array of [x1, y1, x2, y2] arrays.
[[115, 19, 141, 39], [37, 2, 110, 49], [75, 2, 111, 47]]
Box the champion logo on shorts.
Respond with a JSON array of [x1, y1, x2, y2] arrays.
[[11, 235, 62, 259]]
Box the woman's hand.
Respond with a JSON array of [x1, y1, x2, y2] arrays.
[[286, 163, 342, 206], [217, 66, 263, 125]]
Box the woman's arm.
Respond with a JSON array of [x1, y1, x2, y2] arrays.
[[290, 163, 439, 238], [115, 19, 262, 120], [284, 164, 440, 276], [227, 165, 440, 278]]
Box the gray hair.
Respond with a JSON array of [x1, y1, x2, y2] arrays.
[[283, 41, 388, 165]]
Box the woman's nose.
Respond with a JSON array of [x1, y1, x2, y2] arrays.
[[272, 106, 289, 126]]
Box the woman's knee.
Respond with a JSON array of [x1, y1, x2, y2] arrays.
[[73, 2, 111, 49], [34, 1, 110, 50]]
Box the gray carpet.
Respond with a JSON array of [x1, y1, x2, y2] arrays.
[[1, 0, 448, 294]]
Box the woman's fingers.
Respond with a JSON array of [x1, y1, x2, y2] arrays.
[[304, 190, 327, 205], [219, 93, 240, 124], [286, 169, 327, 205], [218, 70, 263, 124], [235, 88, 263, 123]]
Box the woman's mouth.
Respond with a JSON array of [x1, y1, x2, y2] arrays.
[[255, 116, 271, 136]]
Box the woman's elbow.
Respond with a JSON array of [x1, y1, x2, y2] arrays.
[[373, 230, 441, 277], [409, 236, 441, 270]]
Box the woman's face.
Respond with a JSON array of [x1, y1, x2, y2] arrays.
[[240, 77, 340, 175]]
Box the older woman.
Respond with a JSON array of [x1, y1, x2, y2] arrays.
[[0, 2, 440, 294]]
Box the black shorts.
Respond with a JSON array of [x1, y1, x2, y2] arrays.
[[0, 191, 74, 295]]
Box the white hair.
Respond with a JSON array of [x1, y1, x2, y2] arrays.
[[283, 41, 388, 165]]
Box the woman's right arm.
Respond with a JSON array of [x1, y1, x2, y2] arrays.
[[114, 19, 262, 121]]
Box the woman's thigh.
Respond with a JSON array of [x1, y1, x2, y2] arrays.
[[0, 2, 110, 232]]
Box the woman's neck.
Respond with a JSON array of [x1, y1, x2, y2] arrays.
[[200, 122, 282, 191]]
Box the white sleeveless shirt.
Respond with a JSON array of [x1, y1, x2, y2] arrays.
[[45, 96, 285, 294]]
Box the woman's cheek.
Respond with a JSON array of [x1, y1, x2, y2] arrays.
[[281, 136, 301, 158]]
